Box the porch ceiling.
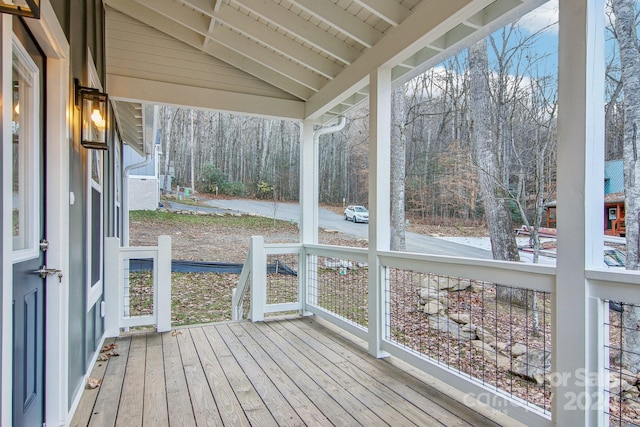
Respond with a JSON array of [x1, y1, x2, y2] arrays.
[[104, 0, 546, 152]]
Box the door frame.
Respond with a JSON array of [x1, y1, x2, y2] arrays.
[[1, 2, 70, 426]]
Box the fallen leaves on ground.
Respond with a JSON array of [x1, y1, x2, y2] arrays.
[[86, 377, 102, 389]]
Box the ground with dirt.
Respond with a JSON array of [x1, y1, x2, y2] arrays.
[[131, 197, 487, 262], [128, 206, 486, 326]]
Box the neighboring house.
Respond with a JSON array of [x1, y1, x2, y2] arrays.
[[546, 160, 626, 236], [122, 107, 159, 212], [604, 159, 625, 236]]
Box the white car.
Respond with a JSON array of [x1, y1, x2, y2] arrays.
[[344, 205, 369, 223]]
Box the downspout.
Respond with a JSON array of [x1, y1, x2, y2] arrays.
[[314, 116, 346, 142], [308, 116, 346, 242]]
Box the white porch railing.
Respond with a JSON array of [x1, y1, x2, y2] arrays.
[[237, 237, 640, 426], [104, 236, 172, 336], [232, 236, 302, 321]]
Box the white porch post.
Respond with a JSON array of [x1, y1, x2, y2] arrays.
[[250, 235, 266, 321], [300, 119, 318, 245], [156, 235, 172, 332], [368, 66, 391, 358], [300, 120, 317, 312], [104, 237, 121, 337], [555, 0, 605, 425]]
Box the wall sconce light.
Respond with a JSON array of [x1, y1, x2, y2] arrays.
[[0, 0, 40, 19], [75, 79, 109, 150]]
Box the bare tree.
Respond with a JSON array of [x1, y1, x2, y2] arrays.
[[611, 0, 640, 373], [468, 38, 520, 262], [391, 86, 407, 251]]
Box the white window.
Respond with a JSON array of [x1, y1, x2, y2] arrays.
[[86, 55, 105, 309], [11, 36, 40, 263]]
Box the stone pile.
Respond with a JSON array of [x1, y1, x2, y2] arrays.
[[417, 275, 552, 384]]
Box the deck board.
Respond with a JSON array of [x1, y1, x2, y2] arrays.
[[142, 332, 168, 427], [162, 331, 197, 426], [116, 334, 146, 427], [189, 327, 250, 427], [71, 317, 505, 427], [89, 336, 131, 427]]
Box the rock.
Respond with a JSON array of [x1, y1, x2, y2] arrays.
[[511, 343, 527, 357], [423, 300, 445, 315], [449, 312, 471, 325], [421, 275, 472, 292], [461, 323, 477, 333], [610, 350, 621, 366], [625, 399, 640, 412], [623, 387, 639, 401], [448, 278, 472, 292], [471, 340, 511, 371], [475, 327, 497, 346], [422, 275, 452, 291], [418, 287, 448, 301], [510, 350, 551, 385], [609, 372, 635, 396], [496, 341, 510, 352], [428, 316, 476, 340]]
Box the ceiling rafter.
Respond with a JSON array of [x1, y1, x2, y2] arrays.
[[286, 0, 382, 48], [349, 0, 411, 27], [181, 0, 343, 79], [232, 0, 360, 65], [105, 0, 314, 99], [131, 0, 327, 92]]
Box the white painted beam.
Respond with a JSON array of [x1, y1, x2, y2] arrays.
[[288, 0, 382, 48], [132, 0, 327, 92], [182, 0, 343, 79], [233, 0, 360, 65], [107, 75, 306, 120], [351, 0, 411, 26]]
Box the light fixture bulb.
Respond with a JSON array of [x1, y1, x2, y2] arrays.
[[91, 107, 105, 131]]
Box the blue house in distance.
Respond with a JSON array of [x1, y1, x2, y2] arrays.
[[604, 159, 625, 236], [547, 159, 626, 236]]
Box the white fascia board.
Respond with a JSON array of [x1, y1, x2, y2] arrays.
[[107, 75, 305, 120]]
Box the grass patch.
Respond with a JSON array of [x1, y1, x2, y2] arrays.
[[130, 209, 297, 230]]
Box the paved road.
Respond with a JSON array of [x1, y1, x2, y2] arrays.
[[203, 199, 493, 259]]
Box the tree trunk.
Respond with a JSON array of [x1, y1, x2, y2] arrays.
[[612, 0, 640, 373], [468, 39, 520, 262], [468, 39, 522, 304], [391, 86, 407, 251]]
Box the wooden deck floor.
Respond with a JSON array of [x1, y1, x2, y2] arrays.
[[71, 317, 507, 426]]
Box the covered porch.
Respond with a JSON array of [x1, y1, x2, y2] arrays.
[[97, 1, 640, 427]]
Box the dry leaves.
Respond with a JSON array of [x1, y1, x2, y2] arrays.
[[86, 377, 102, 389]]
